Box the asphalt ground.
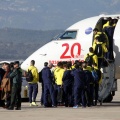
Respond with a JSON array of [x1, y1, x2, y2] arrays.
[[0, 80, 120, 120]]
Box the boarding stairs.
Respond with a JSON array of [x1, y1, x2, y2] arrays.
[[98, 60, 115, 105]]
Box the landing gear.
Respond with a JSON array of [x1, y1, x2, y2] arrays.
[[103, 93, 113, 103], [112, 91, 115, 96], [99, 93, 113, 103]]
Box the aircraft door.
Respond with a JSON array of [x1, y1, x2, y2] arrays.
[[93, 17, 119, 102], [113, 18, 120, 79]]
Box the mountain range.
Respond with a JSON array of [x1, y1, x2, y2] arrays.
[[0, 0, 120, 60], [0, 28, 63, 60], [0, 0, 120, 30]]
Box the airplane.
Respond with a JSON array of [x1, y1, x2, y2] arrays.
[[21, 14, 120, 103]]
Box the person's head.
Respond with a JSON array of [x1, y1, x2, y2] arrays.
[[73, 60, 80, 66], [63, 64, 67, 70], [10, 62, 14, 70], [44, 62, 48, 67], [75, 60, 79, 64], [3, 63, 10, 71], [78, 62, 83, 68], [82, 62, 87, 69], [113, 19, 118, 24], [108, 17, 113, 26], [62, 61, 67, 66], [93, 28, 99, 35], [95, 36, 101, 42], [75, 64, 79, 69], [30, 60, 35, 66], [67, 61, 72, 68], [108, 17, 112, 21], [63, 62, 72, 70], [13, 61, 19, 69], [92, 63, 97, 67], [57, 62, 63, 68], [48, 63, 54, 69], [89, 47, 93, 53]]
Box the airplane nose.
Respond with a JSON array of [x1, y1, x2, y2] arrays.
[[21, 41, 54, 72], [21, 61, 29, 71]]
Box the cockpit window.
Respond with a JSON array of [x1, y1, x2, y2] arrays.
[[58, 31, 77, 40]]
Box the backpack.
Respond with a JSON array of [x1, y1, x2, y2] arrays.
[[84, 70, 94, 85], [85, 54, 94, 66], [99, 32, 106, 43], [92, 69, 101, 82], [39, 70, 43, 83], [26, 70, 33, 82], [94, 44, 103, 57]]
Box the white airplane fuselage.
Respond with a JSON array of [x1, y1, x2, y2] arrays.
[[21, 14, 120, 78], [21, 14, 120, 101]]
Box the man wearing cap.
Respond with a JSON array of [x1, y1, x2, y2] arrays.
[[7, 61, 22, 110], [41, 62, 56, 107]]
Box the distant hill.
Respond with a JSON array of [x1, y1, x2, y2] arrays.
[[0, 0, 120, 30], [0, 28, 63, 60]]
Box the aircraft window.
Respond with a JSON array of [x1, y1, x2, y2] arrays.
[[58, 31, 77, 39], [51, 32, 63, 40]]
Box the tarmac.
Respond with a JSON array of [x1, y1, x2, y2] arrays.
[[0, 80, 120, 120]]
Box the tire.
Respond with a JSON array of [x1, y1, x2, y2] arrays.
[[98, 93, 113, 103], [103, 93, 113, 103]]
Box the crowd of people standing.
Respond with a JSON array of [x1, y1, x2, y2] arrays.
[[0, 61, 22, 110], [0, 17, 116, 110]]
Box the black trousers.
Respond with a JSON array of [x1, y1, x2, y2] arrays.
[[44, 84, 56, 106], [74, 86, 86, 107], [94, 83, 99, 103], [29, 83, 38, 103], [40, 83, 44, 105], [63, 84, 73, 106], [54, 85, 63, 104], [10, 83, 21, 108], [0, 90, 5, 107], [98, 58, 104, 69]]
